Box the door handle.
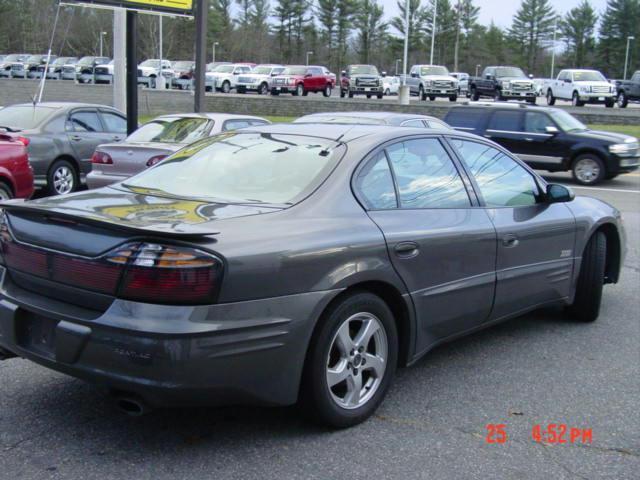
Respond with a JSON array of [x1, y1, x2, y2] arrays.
[[524, 137, 534, 142], [502, 234, 519, 248], [394, 241, 419, 258], [70, 135, 82, 142]]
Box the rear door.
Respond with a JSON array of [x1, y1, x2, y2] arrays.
[[99, 109, 127, 143], [354, 136, 497, 352], [449, 137, 575, 321], [484, 109, 525, 153], [66, 108, 112, 175]]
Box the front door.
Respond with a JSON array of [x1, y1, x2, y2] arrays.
[[517, 110, 571, 169], [353, 137, 497, 353], [449, 137, 576, 321]]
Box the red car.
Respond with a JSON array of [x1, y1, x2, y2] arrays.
[[270, 65, 335, 97], [0, 133, 34, 200]]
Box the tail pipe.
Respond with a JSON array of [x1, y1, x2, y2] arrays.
[[114, 395, 152, 417]]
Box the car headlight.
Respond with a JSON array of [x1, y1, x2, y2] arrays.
[[425, 80, 432, 87], [609, 143, 635, 154], [580, 86, 590, 92], [501, 81, 511, 89]]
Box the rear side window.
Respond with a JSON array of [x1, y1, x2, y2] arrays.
[[401, 120, 426, 128], [385, 138, 470, 209], [487, 111, 523, 132], [68, 111, 103, 132], [223, 120, 252, 131], [354, 152, 397, 210], [445, 109, 484, 130], [101, 112, 127, 133]]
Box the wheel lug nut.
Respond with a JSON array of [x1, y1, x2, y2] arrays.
[[358, 346, 364, 353], [350, 349, 355, 356], [353, 368, 359, 375], [347, 363, 352, 370], [362, 358, 366, 365]]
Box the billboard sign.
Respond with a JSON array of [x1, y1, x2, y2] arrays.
[[67, 0, 194, 15]]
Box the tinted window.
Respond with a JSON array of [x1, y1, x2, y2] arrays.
[[401, 120, 426, 128], [451, 139, 539, 207], [355, 152, 397, 209], [386, 139, 470, 209], [69, 111, 103, 132], [222, 120, 252, 131], [101, 112, 127, 133], [524, 112, 555, 134], [127, 117, 212, 144], [487, 111, 522, 131], [631, 71, 639, 82], [445, 109, 485, 129]]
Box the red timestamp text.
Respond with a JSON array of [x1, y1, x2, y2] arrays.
[[532, 424, 593, 444]]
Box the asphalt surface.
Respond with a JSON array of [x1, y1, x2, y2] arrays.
[[1, 173, 638, 479]]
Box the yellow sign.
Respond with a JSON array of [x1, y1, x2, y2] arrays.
[[125, 0, 193, 11], [71, 0, 194, 15]]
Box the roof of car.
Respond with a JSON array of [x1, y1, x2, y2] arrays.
[[10, 102, 122, 111], [294, 111, 443, 123], [154, 113, 268, 122], [242, 123, 470, 144], [450, 102, 556, 113]]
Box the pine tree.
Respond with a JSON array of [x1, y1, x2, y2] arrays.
[[597, 0, 640, 78], [561, 0, 598, 68], [508, 0, 556, 74], [354, 0, 387, 65]]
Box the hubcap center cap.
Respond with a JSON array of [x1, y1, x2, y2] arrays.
[[353, 353, 362, 367]]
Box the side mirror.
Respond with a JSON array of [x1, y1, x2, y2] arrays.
[[233, 71, 239, 75], [305, 73, 312, 78], [545, 184, 574, 203], [381, 71, 387, 77], [411, 72, 418, 78], [341, 70, 346, 76], [564, 78, 571, 83], [485, 74, 493, 80], [545, 126, 559, 134], [528, 74, 534, 79]]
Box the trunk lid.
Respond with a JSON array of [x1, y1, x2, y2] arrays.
[[95, 142, 183, 178]]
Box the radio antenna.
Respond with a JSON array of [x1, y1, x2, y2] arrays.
[[35, 2, 63, 104]]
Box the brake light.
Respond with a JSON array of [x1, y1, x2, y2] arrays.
[[146, 154, 167, 167], [16, 136, 30, 146], [92, 151, 113, 164]]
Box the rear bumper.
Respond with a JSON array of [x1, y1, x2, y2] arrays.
[[86, 170, 126, 189], [0, 268, 338, 407]]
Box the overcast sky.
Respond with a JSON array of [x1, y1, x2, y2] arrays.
[[379, 0, 609, 29]]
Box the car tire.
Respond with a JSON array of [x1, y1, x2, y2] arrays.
[[470, 86, 479, 101], [377, 92, 383, 99], [571, 154, 606, 186], [546, 90, 556, 105], [527, 97, 537, 104], [259, 83, 269, 95], [566, 232, 607, 323], [340, 89, 346, 98], [323, 85, 332, 97], [604, 98, 615, 108], [494, 89, 503, 102], [221, 81, 231, 93], [348, 91, 354, 98], [449, 94, 457, 102], [366, 94, 371, 99], [270, 89, 279, 96], [0, 183, 13, 200], [572, 91, 584, 107], [293, 84, 304, 96], [47, 159, 78, 196], [617, 91, 628, 108], [419, 85, 426, 101], [384, 88, 390, 96], [237, 86, 246, 94], [301, 291, 398, 428]]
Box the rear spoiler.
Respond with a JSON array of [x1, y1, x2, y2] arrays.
[[0, 200, 219, 238]]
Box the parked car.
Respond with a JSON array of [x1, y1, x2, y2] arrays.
[[444, 103, 639, 185], [0, 54, 29, 78], [87, 113, 270, 188], [74, 56, 111, 83], [382, 76, 400, 96], [94, 60, 114, 84], [406, 64, 459, 101], [137, 59, 174, 88], [0, 122, 625, 427], [616, 70, 640, 108], [469, 66, 537, 103], [25, 54, 56, 79], [451, 72, 469, 96], [340, 64, 384, 99], [44, 57, 78, 79], [294, 111, 451, 129], [235, 64, 285, 94], [545, 69, 616, 107], [0, 102, 127, 195], [0, 132, 34, 199], [204, 63, 253, 93], [271, 65, 335, 96], [171, 60, 195, 89]]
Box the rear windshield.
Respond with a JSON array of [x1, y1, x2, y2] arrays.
[[121, 133, 341, 205], [0, 106, 58, 130], [295, 115, 385, 125], [126, 117, 213, 144]]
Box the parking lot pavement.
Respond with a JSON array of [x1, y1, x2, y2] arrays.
[[1, 177, 638, 479]]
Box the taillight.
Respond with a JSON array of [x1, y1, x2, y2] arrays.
[[91, 151, 113, 164], [16, 136, 30, 146], [146, 154, 167, 167], [0, 214, 223, 305]]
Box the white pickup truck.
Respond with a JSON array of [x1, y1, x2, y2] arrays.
[[406, 64, 458, 101], [545, 69, 616, 107]]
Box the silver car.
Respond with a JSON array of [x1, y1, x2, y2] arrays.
[[0, 102, 127, 195], [87, 113, 271, 189], [295, 111, 451, 129]]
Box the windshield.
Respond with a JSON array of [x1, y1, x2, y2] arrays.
[[213, 65, 235, 73], [281, 66, 307, 75], [495, 67, 526, 78], [127, 117, 212, 144], [253, 66, 276, 75], [573, 71, 606, 82], [0, 106, 58, 130], [122, 133, 340, 205], [4, 54, 24, 62], [549, 110, 588, 132], [173, 61, 193, 70], [78, 57, 95, 66], [420, 66, 449, 76], [295, 115, 385, 125], [349, 65, 379, 75], [26, 55, 43, 63], [52, 58, 69, 66], [141, 60, 160, 68]]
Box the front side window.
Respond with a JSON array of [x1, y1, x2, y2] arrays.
[[451, 139, 539, 207], [126, 117, 212, 144], [121, 133, 341, 205], [222, 120, 252, 131], [355, 152, 397, 209], [385, 138, 470, 209], [101, 112, 127, 134], [524, 112, 555, 134]]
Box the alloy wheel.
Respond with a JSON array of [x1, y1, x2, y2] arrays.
[[326, 312, 388, 410], [53, 166, 74, 195], [574, 158, 601, 184]]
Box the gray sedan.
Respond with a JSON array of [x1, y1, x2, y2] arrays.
[[294, 111, 451, 129], [0, 102, 127, 195], [0, 123, 625, 428], [87, 113, 270, 189]]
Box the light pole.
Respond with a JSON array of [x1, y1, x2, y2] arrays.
[[624, 36, 635, 80], [395, 58, 401, 76], [429, 0, 437, 65], [399, 0, 410, 104], [475, 64, 481, 76], [306, 51, 313, 66], [550, 17, 558, 79], [212, 41, 219, 64], [99, 31, 107, 57]]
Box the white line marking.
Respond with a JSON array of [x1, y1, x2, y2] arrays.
[[566, 185, 640, 194]]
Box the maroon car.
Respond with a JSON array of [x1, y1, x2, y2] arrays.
[[270, 65, 335, 97], [0, 133, 34, 200]]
